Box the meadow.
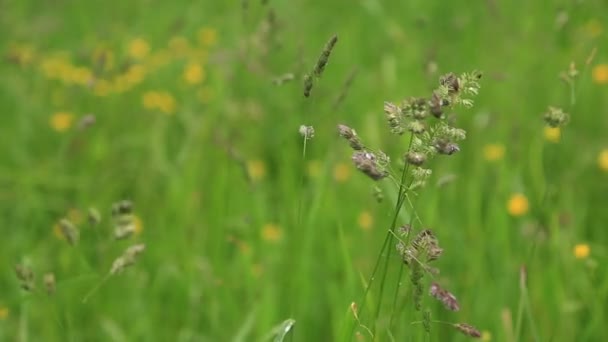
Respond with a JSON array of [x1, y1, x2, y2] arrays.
[[1, 0, 608, 341]]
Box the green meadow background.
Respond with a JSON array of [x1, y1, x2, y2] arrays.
[[2, 0, 608, 341]]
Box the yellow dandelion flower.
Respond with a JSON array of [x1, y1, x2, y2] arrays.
[[261, 223, 283, 243], [50, 112, 74, 132], [197, 86, 214, 103], [158, 92, 177, 114], [357, 211, 373, 231], [197, 27, 218, 47], [142, 91, 161, 109], [483, 144, 505, 162], [544, 126, 561, 143], [584, 19, 603, 38], [333, 162, 351, 183], [598, 149, 608, 172], [124, 64, 146, 85], [183, 62, 205, 85], [573, 244, 590, 259], [133, 215, 144, 235], [68, 66, 93, 86], [507, 193, 529, 217], [247, 160, 266, 182], [592, 64, 608, 84], [0, 307, 8, 320], [128, 38, 150, 60], [307, 160, 322, 178]]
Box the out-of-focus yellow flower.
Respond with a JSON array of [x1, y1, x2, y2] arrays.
[[357, 211, 373, 231], [198, 27, 218, 47], [67, 66, 93, 86], [183, 62, 205, 85], [483, 144, 505, 162], [133, 215, 144, 235], [573, 244, 590, 259], [197, 86, 214, 103], [142, 91, 177, 114], [50, 112, 74, 132], [261, 223, 283, 243], [124, 64, 146, 85], [507, 193, 529, 217], [544, 127, 561, 143], [584, 19, 603, 38], [247, 160, 266, 182], [41, 54, 71, 80], [598, 149, 608, 172], [592, 64, 608, 84], [481, 330, 492, 342], [333, 163, 351, 183], [128, 38, 150, 60], [0, 307, 8, 320]]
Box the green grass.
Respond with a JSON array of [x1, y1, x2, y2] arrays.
[[1, 0, 608, 341]]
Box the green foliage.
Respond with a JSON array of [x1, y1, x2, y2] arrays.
[[1, 0, 608, 341]]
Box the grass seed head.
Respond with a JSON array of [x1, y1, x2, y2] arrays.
[[59, 218, 79, 246], [352, 151, 388, 181], [429, 282, 460, 311], [453, 323, 482, 338], [44, 273, 56, 295], [337, 124, 364, 150], [15, 264, 35, 291], [313, 34, 338, 77]]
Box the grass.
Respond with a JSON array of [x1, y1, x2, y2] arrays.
[[1, 0, 608, 341]]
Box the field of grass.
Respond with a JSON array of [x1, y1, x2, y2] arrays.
[[2, 0, 608, 341]]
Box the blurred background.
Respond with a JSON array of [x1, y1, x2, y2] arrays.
[[1, 0, 607, 341]]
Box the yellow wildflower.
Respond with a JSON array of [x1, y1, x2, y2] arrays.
[[50, 112, 74, 132], [333, 162, 351, 183], [544, 127, 561, 143], [197, 27, 218, 47], [128, 38, 150, 60], [507, 193, 529, 217], [481, 330, 492, 342], [183, 62, 205, 85], [142, 91, 177, 114], [68, 66, 93, 86], [483, 144, 505, 162], [598, 149, 608, 172], [357, 211, 373, 231], [306, 160, 322, 178], [573, 244, 590, 259], [592, 64, 608, 84], [261, 223, 283, 243], [0, 307, 8, 320], [247, 160, 266, 182], [124, 64, 146, 85], [133, 215, 144, 235]]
